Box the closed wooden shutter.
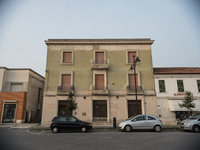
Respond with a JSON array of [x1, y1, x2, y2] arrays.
[[62, 74, 71, 90], [129, 74, 138, 90], [63, 52, 72, 63], [96, 52, 104, 64], [128, 52, 136, 63], [95, 74, 104, 90]]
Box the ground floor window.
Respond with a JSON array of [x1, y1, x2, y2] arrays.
[[2, 104, 16, 123], [93, 100, 107, 122], [128, 100, 142, 118], [58, 101, 72, 116], [175, 111, 190, 121]]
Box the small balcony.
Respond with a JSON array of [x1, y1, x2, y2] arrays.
[[91, 60, 109, 70], [126, 86, 144, 95], [57, 86, 74, 95], [92, 85, 109, 95]]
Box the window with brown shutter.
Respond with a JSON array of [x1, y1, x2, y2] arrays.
[[63, 52, 72, 63], [61, 74, 71, 90], [128, 52, 137, 63], [129, 74, 138, 90], [95, 52, 104, 64], [95, 74, 104, 90]]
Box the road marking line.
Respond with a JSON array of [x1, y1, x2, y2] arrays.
[[26, 130, 45, 135]]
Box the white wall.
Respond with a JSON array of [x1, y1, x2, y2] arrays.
[[154, 74, 200, 125], [155, 74, 200, 97]]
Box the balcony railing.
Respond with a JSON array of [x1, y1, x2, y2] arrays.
[[126, 86, 143, 91], [92, 60, 108, 64], [91, 60, 109, 70], [92, 86, 108, 90], [57, 86, 74, 95], [92, 85, 109, 95]]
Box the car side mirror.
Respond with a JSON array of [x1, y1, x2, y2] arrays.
[[132, 119, 136, 122]]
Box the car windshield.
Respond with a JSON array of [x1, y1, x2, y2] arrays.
[[126, 115, 137, 120], [189, 113, 200, 119]]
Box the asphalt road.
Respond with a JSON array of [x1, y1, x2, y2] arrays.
[[0, 128, 199, 150]]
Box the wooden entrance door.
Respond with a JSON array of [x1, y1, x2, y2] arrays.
[[128, 100, 142, 118], [93, 100, 107, 122], [58, 101, 72, 116]]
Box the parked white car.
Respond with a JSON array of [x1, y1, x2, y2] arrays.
[[117, 115, 163, 132], [179, 113, 200, 133]]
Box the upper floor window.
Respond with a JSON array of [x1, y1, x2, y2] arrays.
[[93, 50, 107, 65], [63, 52, 72, 63], [61, 51, 73, 64], [95, 74, 105, 90], [158, 80, 166, 92], [197, 80, 200, 92], [95, 52, 104, 64], [128, 74, 138, 90], [128, 51, 137, 63], [61, 74, 72, 90], [177, 80, 184, 92], [10, 83, 23, 92]]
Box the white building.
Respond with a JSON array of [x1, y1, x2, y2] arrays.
[[154, 67, 200, 125]]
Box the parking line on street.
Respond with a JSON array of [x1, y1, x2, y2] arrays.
[[26, 130, 45, 135]]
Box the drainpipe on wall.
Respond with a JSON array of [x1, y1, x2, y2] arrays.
[[45, 70, 49, 91]]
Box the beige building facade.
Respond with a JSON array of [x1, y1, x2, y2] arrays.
[[42, 39, 157, 126]]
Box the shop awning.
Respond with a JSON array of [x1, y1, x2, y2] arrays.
[[168, 100, 200, 111]]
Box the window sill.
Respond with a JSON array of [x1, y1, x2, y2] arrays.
[[61, 63, 74, 65]]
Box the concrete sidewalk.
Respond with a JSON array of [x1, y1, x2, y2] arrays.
[[0, 123, 179, 129], [0, 123, 39, 129]]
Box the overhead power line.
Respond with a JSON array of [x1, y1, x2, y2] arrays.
[[58, 0, 71, 38], [0, 33, 45, 72]]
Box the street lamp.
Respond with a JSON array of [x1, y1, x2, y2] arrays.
[[129, 55, 140, 115]]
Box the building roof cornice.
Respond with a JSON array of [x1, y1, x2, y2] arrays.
[[0, 67, 44, 79], [45, 38, 154, 45], [153, 67, 200, 74]]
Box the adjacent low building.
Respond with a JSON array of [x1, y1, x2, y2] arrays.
[[0, 67, 44, 123], [154, 67, 200, 125], [42, 39, 157, 126]]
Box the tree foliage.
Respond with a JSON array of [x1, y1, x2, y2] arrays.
[[67, 91, 77, 112], [179, 91, 195, 116]]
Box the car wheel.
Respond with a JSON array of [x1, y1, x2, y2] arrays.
[[81, 126, 87, 133], [193, 125, 200, 133], [52, 127, 59, 133], [154, 125, 162, 132], [124, 125, 132, 132]]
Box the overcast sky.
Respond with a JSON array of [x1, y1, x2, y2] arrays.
[[0, 0, 200, 76]]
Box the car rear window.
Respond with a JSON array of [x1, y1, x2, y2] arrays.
[[148, 116, 156, 120], [58, 117, 67, 122]]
